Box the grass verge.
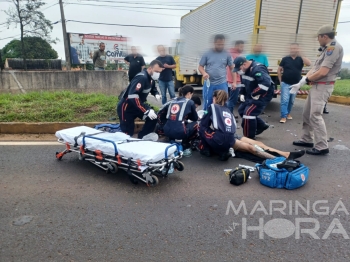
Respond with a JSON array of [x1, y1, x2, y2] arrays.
[[0, 91, 119, 122], [278, 79, 350, 97]]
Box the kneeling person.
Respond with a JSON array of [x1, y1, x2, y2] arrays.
[[117, 60, 162, 139], [199, 90, 236, 161], [163, 85, 199, 157], [156, 92, 201, 136], [234, 56, 274, 139]]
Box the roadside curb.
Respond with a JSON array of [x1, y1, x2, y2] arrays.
[[0, 122, 145, 134], [1, 94, 349, 135], [296, 95, 350, 105]]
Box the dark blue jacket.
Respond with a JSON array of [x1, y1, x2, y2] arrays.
[[120, 69, 159, 114], [200, 104, 235, 146], [163, 97, 198, 139], [239, 60, 274, 103]]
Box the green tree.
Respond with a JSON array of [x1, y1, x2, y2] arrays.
[[5, 0, 55, 70], [339, 68, 350, 80], [1, 37, 58, 62]]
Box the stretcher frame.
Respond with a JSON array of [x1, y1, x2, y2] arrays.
[[55, 134, 184, 187]]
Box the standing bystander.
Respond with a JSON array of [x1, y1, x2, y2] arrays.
[[156, 45, 176, 104], [278, 43, 311, 123], [198, 34, 234, 110], [246, 44, 269, 67], [226, 40, 245, 116], [93, 42, 107, 71], [124, 46, 146, 82]]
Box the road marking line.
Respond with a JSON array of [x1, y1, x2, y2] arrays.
[[0, 141, 60, 146]]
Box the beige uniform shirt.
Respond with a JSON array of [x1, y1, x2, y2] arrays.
[[310, 39, 343, 82]]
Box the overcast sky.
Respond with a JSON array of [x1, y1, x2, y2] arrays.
[[1, 0, 350, 62]]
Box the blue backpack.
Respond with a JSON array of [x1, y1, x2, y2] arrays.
[[255, 157, 309, 190], [94, 123, 122, 133]]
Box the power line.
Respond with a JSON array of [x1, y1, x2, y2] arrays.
[[66, 19, 180, 28], [0, 34, 20, 40], [42, 2, 59, 11], [113, 7, 183, 17], [67, 3, 193, 10], [0, 21, 61, 41], [338, 20, 350, 23], [72, 0, 202, 7]]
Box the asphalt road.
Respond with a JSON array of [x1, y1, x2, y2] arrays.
[[1, 97, 350, 262]]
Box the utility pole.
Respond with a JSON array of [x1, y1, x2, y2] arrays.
[[59, 0, 71, 70]]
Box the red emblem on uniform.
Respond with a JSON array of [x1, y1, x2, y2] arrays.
[[136, 83, 142, 90], [171, 104, 180, 114], [225, 117, 232, 126]]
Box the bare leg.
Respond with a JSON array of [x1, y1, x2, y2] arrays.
[[239, 137, 290, 158], [233, 139, 277, 159]]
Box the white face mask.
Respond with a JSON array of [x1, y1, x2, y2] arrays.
[[237, 70, 244, 75], [151, 72, 160, 80]]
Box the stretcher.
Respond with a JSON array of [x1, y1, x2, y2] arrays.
[[55, 126, 184, 186]]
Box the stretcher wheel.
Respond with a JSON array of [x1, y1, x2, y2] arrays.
[[129, 175, 139, 185], [174, 161, 185, 171], [56, 152, 63, 160], [109, 163, 118, 174], [78, 153, 85, 161], [149, 175, 159, 187]]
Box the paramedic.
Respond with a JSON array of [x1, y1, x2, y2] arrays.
[[117, 60, 163, 139], [199, 90, 306, 161], [234, 56, 274, 139], [163, 85, 199, 157], [156, 92, 201, 136], [290, 25, 343, 155], [198, 90, 235, 161]]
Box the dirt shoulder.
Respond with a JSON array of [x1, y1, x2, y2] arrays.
[[0, 134, 57, 141]]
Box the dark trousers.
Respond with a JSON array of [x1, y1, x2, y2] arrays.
[[117, 101, 157, 139], [199, 130, 234, 155], [165, 121, 198, 150], [238, 100, 267, 139]]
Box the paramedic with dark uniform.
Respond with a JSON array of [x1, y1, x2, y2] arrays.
[[156, 93, 201, 136], [163, 85, 199, 157], [199, 90, 235, 161], [291, 25, 343, 155], [117, 60, 163, 139], [234, 56, 274, 139]]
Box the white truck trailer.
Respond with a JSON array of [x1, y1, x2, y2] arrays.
[[173, 0, 342, 90]]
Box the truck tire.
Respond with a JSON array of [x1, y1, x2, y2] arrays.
[[174, 77, 183, 92]]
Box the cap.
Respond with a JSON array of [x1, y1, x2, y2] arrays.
[[233, 56, 247, 72], [316, 25, 335, 36]]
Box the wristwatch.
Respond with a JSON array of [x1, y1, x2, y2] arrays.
[[305, 77, 311, 85]]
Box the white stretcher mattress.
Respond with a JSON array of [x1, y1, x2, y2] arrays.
[[55, 126, 177, 163]]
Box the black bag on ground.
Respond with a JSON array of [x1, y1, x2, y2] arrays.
[[229, 167, 250, 186]]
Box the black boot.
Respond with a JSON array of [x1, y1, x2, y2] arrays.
[[288, 150, 306, 160], [323, 105, 329, 114]]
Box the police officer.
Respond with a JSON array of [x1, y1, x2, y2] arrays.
[[233, 56, 274, 139], [117, 60, 162, 139], [163, 85, 199, 157], [199, 90, 235, 161], [290, 25, 343, 155]]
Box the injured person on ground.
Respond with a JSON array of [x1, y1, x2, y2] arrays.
[[199, 90, 305, 161]]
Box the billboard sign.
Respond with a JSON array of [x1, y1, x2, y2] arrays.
[[68, 33, 128, 65]]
